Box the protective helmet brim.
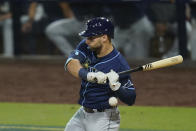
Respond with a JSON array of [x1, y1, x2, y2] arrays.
[[79, 30, 96, 37]]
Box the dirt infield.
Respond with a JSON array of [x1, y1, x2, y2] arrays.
[[0, 58, 196, 107]]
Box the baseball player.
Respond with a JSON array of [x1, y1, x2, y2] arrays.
[[45, 2, 79, 56], [65, 17, 136, 131]]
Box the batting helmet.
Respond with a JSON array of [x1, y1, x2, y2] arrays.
[[79, 17, 114, 38]]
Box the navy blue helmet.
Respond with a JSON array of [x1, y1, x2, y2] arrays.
[[79, 17, 114, 38]]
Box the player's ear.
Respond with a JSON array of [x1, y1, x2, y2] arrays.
[[102, 35, 108, 42]]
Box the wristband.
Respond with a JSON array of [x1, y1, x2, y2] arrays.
[[79, 68, 88, 80]]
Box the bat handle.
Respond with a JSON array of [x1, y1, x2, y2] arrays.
[[118, 66, 143, 75]]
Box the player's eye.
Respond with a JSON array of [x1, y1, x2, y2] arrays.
[[87, 35, 103, 41], [87, 37, 94, 40]]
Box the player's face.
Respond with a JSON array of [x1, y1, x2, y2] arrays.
[[86, 35, 103, 51]]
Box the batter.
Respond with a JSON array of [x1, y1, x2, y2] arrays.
[[65, 17, 136, 131]]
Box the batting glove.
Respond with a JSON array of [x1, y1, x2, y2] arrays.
[[107, 70, 121, 91], [87, 71, 107, 84]]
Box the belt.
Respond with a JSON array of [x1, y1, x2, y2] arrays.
[[83, 107, 105, 113]]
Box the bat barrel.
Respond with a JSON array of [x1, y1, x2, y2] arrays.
[[118, 55, 183, 75], [142, 55, 183, 71]]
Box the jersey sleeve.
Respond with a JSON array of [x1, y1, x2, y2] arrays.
[[114, 75, 136, 106], [115, 56, 136, 105], [64, 39, 89, 70]]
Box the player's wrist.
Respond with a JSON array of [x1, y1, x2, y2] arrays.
[[107, 69, 121, 91], [79, 68, 88, 80], [79, 68, 107, 84]]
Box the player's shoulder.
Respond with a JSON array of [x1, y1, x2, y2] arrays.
[[75, 39, 92, 56], [108, 48, 128, 65], [117, 53, 130, 70], [76, 39, 89, 50], [77, 39, 87, 47], [107, 49, 130, 71]]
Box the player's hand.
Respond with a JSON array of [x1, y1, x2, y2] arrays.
[[107, 70, 121, 91], [87, 71, 107, 84], [21, 21, 33, 33]]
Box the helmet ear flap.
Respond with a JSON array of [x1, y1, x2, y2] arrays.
[[79, 17, 114, 38]]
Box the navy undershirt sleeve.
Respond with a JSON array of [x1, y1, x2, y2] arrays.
[[65, 40, 88, 70], [114, 78, 136, 106], [79, 68, 88, 80], [115, 86, 136, 106]]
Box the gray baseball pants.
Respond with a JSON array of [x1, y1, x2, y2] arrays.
[[45, 18, 82, 56], [64, 107, 120, 131]]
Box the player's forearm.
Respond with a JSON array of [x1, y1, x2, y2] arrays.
[[59, 2, 74, 18], [115, 86, 136, 106], [28, 2, 37, 22], [66, 59, 83, 78], [0, 13, 12, 21], [66, 59, 107, 83]]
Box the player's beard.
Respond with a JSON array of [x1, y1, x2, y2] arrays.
[[91, 46, 102, 55], [89, 41, 102, 54]]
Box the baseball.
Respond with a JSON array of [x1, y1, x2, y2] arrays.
[[109, 97, 118, 106]]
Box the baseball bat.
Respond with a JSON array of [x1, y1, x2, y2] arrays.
[[118, 55, 183, 75]]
